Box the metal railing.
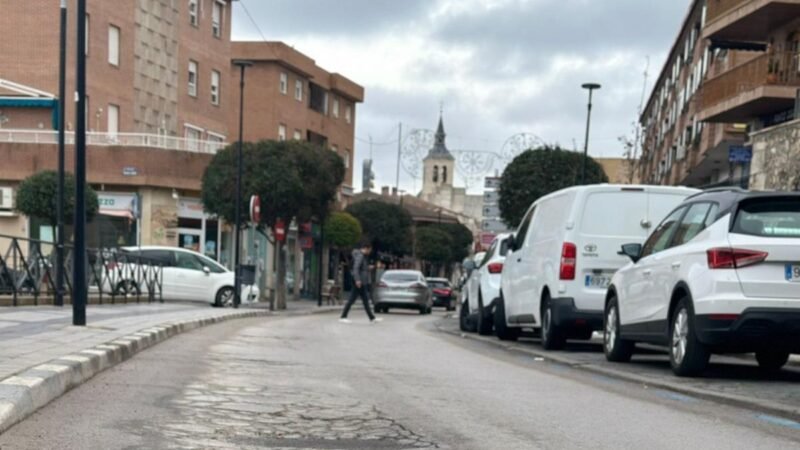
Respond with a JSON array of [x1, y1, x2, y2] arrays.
[[0, 233, 163, 306], [0, 129, 227, 154], [700, 51, 800, 112]]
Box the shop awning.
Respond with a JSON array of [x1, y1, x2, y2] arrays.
[[99, 209, 134, 219]]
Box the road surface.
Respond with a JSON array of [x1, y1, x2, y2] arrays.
[[1, 311, 799, 449]]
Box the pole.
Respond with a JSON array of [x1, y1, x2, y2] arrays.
[[317, 218, 324, 307], [73, 0, 87, 326], [56, 0, 67, 308], [395, 123, 402, 193], [233, 63, 247, 309], [581, 83, 601, 185]]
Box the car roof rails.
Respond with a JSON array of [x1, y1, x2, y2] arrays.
[[685, 186, 747, 201]]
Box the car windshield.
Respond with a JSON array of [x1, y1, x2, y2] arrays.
[[733, 198, 800, 238], [428, 281, 449, 288], [382, 273, 420, 283]]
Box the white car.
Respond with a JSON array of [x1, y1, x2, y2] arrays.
[[460, 233, 511, 335], [497, 184, 698, 347], [107, 246, 259, 306], [605, 190, 800, 376]]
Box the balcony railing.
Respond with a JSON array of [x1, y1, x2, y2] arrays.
[[0, 129, 227, 154], [706, 0, 748, 24], [700, 51, 800, 111]]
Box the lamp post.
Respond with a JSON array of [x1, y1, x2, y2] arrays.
[[56, 0, 67, 307], [581, 83, 601, 185], [232, 60, 253, 309], [73, 0, 87, 325]]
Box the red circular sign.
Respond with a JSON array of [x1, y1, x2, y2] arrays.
[[249, 195, 261, 224]]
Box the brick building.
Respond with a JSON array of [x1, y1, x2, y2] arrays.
[[0, 1, 364, 299]]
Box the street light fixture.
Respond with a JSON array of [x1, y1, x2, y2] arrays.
[[232, 59, 253, 309], [581, 82, 601, 185]]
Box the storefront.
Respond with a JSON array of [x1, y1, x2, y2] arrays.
[[177, 198, 221, 262]]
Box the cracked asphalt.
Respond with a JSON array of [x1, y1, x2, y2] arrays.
[[1, 310, 799, 449]]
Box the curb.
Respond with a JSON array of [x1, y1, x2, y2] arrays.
[[435, 320, 800, 422], [0, 309, 269, 434]]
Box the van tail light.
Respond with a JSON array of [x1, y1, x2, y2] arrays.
[[560, 242, 577, 280], [487, 262, 504, 274], [707, 248, 769, 269]]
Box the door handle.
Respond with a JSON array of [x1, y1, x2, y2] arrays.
[[517, 258, 522, 263], [671, 262, 681, 270], [642, 269, 652, 277]]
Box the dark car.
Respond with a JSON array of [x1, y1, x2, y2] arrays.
[[427, 278, 455, 311]]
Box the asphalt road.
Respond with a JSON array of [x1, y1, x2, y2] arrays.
[[1, 310, 799, 449]]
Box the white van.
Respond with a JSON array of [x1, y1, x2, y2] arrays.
[[495, 184, 699, 349]]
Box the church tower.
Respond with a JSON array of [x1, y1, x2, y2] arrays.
[[421, 114, 455, 197]]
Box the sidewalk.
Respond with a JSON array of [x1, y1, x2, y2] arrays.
[[0, 300, 338, 433]]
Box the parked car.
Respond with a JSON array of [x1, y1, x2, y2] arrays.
[[374, 270, 432, 315], [106, 246, 259, 306], [461, 233, 511, 335], [497, 184, 698, 348], [604, 189, 800, 376], [427, 278, 456, 311]]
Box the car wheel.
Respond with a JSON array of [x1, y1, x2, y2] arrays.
[[215, 286, 235, 308], [459, 300, 476, 332], [541, 294, 566, 350], [494, 295, 520, 341], [669, 298, 710, 377], [477, 295, 493, 336], [604, 297, 634, 362], [419, 306, 427, 315], [115, 280, 140, 298], [755, 350, 790, 372]]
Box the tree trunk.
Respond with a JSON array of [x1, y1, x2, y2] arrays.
[[292, 237, 301, 301], [276, 240, 287, 310]]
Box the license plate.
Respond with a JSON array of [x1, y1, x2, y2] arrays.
[[585, 275, 611, 289], [786, 265, 800, 282]]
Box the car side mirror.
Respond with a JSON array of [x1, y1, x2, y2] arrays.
[[203, 266, 211, 275], [463, 260, 476, 272], [618, 244, 643, 263]]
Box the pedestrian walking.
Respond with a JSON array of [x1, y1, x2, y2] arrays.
[[340, 241, 382, 323]]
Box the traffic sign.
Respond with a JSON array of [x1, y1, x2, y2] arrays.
[[728, 145, 752, 163], [249, 195, 261, 224], [274, 219, 286, 243], [484, 177, 502, 190], [482, 218, 508, 233]]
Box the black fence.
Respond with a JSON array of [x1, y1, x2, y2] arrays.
[[0, 234, 163, 306]]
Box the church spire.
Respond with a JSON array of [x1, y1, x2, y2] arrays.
[[425, 110, 454, 161]]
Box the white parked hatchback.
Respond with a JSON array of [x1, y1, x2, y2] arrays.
[[496, 184, 698, 348], [461, 233, 511, 335], [605, 189, 800, 376]]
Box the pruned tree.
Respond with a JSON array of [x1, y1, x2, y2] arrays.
[[415, 226, 453, 276], [499, 146, 608, 228], [346, 200, 413, 256]]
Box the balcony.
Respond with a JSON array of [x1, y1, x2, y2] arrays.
[[0, 130, 227, 154], [699, 52, 800, 122], [704, 0, 800, 43]]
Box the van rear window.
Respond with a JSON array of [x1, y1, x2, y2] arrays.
[[733, 197, 800, 238]]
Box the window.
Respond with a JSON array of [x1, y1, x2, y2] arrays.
[[343, 149, 350, 169], [733, 198, 800, 238], [673, 203, 714, 246], [433, 165, 439, 183], [108, 25, 120, 66], [345, 105, 352, 124], [333, 98, 340, 118], [139, 250, 174, 266], [212, 1, 223, 38], [332, 145, 338, 153], [295, 79, 303, 101], [185, 125, 202, 151], [293, 130, 302, 140], [641, 206, 687, 258], [309, 83, 328, 114], [176, 252, 205, 271], [278, 124, 287, 141], [85, 14, 90, 55], [211, 70, 220, 105], [515, 207, 536, 250], [188, 0, 199, 27], [188, 60, 198, 97], [107, 104, 119, 137], [279, 72, 288, 95], [442, 166, 448, 183]]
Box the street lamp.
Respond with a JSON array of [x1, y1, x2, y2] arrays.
[[581, 83, 601, 185], [73, 0, 88, 325], [56, 0, 67, 308], [232, 59, 253, 309]]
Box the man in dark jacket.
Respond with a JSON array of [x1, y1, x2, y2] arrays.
[[340, 241, 381, 323]]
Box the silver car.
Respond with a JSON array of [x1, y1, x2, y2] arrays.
[[374, 270, 432, 315]]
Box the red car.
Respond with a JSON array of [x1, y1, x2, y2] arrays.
[[427, 278, 456, 311]]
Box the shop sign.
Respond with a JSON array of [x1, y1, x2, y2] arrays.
[[178, 198, 206, 220], [98, 192, 138, 219]]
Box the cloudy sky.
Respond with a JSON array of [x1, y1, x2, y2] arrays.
[[231, 0, 690, 193]]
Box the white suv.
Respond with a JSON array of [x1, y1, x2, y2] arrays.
[[497, 184, 697, 347], [604, 190, 800, 376], [461, 233, 511, 335]]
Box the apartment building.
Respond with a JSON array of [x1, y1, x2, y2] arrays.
[[639, 0, 748, 187], [231, 42, 364, 193], [0, 0, 236, 263], [700, 0, 800, 191]]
